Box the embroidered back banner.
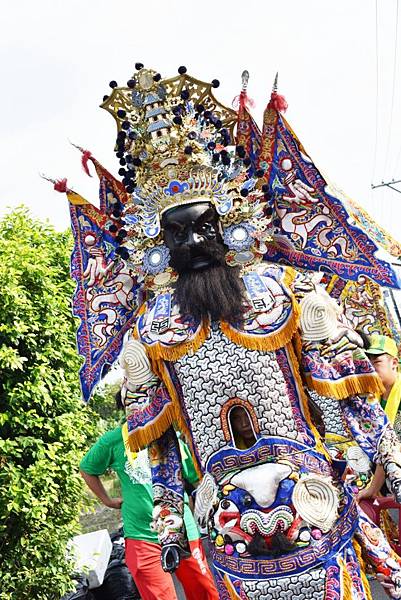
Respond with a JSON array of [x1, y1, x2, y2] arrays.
[[68, 189, 139, 401], [262, 112, 401, 289]]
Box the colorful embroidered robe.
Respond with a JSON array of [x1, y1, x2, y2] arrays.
[[126, 264, 401, 599]]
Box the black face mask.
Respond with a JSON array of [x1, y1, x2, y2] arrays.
[[162, 203, 222, 272], [162, 202, 246, 323]]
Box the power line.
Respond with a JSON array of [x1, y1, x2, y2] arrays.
[[383, 0, 399, 178], [372, 0, 380, 184], [371, 178, 401, 194]]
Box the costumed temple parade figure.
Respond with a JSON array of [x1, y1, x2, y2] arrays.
[[50, 64, 401, 599]]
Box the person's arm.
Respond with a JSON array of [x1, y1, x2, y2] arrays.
[[357, 465, 385, 502], [80, 470, 123, 509]]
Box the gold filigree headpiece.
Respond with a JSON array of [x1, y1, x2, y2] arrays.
[[101, 66, 265, 245]]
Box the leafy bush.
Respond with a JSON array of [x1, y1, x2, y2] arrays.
[[0, 207, 98, 600]]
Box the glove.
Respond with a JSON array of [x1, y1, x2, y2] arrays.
[[161, 543, 182, 573]]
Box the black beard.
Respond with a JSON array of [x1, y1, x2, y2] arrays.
[[171, 242, 245, 323]]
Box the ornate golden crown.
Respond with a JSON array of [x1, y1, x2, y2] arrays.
[[100, 66, 266, 245]]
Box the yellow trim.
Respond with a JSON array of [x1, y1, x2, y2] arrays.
[[122, 422, 138, 465], [352, 539, 373, 600], [305, 372, 384, 400], [126, 403, 176, 453], [325, 432, 353, 447], [137, 318, 211, 363], [325, 275, 339, 296], [379, 373, 401, 425], [340, 556, 353, 600], [223, 574, 241, 599], [221, 300, 300, 353], [286, 343, 330, 460], [66, 191, 90, 206], [150, 359, 204, 479]]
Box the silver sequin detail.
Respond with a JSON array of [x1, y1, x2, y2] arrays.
[[174, 328, 302, 466]]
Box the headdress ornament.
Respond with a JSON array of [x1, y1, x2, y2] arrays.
[[95, 65, 271, 288], [47, 63, 401, 401]]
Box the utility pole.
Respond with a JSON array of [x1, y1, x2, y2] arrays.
[[371, 178, 401, 194]]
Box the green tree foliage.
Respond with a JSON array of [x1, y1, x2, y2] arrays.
[[0, 207, 97, 600]]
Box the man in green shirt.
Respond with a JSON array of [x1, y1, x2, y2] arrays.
[[80, 422, 218, 600]]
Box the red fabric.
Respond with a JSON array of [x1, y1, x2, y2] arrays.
[[267, 91, 288, 113], [176, 539, 219, 600], [53, 178, 68, 193], [125, 539, 178, 600], [125, 538, 218, 600], [81, 150, 92, 177]]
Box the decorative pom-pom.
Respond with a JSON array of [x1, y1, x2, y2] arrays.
[[118, 168, 126, 176], [116, 151, 124, 159], [128, 131, 137, 140], [178, 66, 187, 74], [265, 207, 273, 217], [243, 157, 251, 167], [180, 89, 190, 100], [119, 158, 126, 166], [109, 224, 118, 233], [222, 155, 231, 166], [54, 178, 68, 193], [103, 95, 109, 102], [207, 141, 216, 150], [119, 229, 127, 238], [211, 79, 220, 88], [127, 79, 136, 88], [268, 92, 288, 113], [126, 184, 135, 193], [117, 130, 126, 139], [125, 154, 133, 163], [109, 81, 118, 88], [195, 104, 205, 113], [188, 131, 196, 140], [203, 110, 212, 120], [184, 146, 193, 155], [255, 168, 264, 178], [113, 209, 121, 218], [135, 62, 144, 70], [153, 73, 161, 82], [117, 109, 126, 118], [173, 116, 183, 125], [121, 121, 130, 130], [214, 119, 222, 129], [212, 153, 220, 162], [240, 188, 249, 197], [132, 157, 142, 167], [262, 184, 269, 193]]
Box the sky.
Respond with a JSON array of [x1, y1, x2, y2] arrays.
[[1, 0, 401, 241]]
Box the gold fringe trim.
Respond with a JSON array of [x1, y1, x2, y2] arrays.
[[126, 404, 176, 452], [150, 358, 204, 479], [352, 539, 373, 600], [340, 556, 354, 600], [141, 319, 211, 362], [283, 265, 297, 290], [304, 372, 384, 400], [286, 343, 330, 460], [223, 574, 241, 600], [221, 300, 300, 353]]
